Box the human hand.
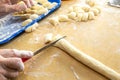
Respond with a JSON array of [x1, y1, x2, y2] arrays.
[[0, 49, 33, 80], [0, 0, 35, 13]]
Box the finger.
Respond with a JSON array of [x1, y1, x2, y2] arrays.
[[4, 71, 19, 78], [12, 49, 33, 58], [29, 0, 35, 6], [3, 58, 24, 71], [0, 74, 7, 80], [23, 0, 31, 8], [0, 49, 33, 58]]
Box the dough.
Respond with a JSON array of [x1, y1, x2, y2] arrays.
[[49, 17, 59, 26], [73, 6, 84, 13], [25, 22, 39, 32], [88, 11, 95, 20], [81, 13, 89, 22], [31, 5, 44, 10], [47, 35, 120, 80], [93, 6, 101, 13], [67, 12, 77, 20], [86, 0, 96, 7], [22, 19, 32, 27], [29, 14, 39, 20], [36, 8, 48, 15], [90, 8, 99, 16], [44, 33, 53, 43], [81, 5, 90, 12], [76, 13, 83, 22], [58, 15, 69, 22]]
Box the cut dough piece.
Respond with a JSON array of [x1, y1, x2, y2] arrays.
[[25, 23, 39, 32], [73, 6, 84, 13], [68, 12, 77, 20], [58, 15, 69, 22], [93, 6, 101, 13], [90, 8, 99, 16], [81, 5, 90, 12], [29, 14, 39, 20], [45, 33, 53, 44], [36, 8, 48, 15], [86, 0, 96, 7], [88, 11, 95, 20], [81, 13, 89, 22], [76, 13, 83, 22], [31, 5, 44, 10], [49, 17, 59, 26], [22, 19, 32, 26], [43, 2, 57, 9]]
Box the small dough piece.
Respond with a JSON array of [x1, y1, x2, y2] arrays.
[[31, 5, 44, 10], [22, 19, 32, 26], [76, 13, 83, 22], [43, 2, 57, 9], [36, 8, 48, 15], [81, 5, 90, 12], [93, 6, 101, 13], [49, 17, 59, 26], [73, 6, 84, 13], [88, 11, 95, 20], [86, 0, 96, 7], [45, 33, 53, 44], [25, 23, 39, 32], [90, 8, 99, 16], [29, 14, 39, 20], [68, 12, 77, 20], [81, 13, 89, 22], [58, 15, 69, 22]]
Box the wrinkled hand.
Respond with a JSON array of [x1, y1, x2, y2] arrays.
[[0, 49, 33, 80], [0, 0, 35, 13]]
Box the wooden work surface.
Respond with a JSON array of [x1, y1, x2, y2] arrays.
[[0, 0, 120, 80]]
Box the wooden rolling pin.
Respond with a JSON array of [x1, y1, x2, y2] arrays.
[[45, 35, 120, 80]]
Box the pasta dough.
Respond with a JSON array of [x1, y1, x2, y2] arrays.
[[29, 14, 39, 20], [88, 11, 95, 20], [81, 13, 89, 22], [68, 12, 77, 20], [76, 13, 83, 22], [25, 23, 39, 32], [86, 0, 96, 7], [22, 19, 32, 27], [44, 33, 53, 43], [90, 8, 99, 16], [58, 15, 69, 22], [49, 17, 59, 26]]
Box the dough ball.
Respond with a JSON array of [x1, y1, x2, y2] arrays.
[[68, 12, 77, 20], [25, 23, 39, 32], [76, 13, 83, 22], [81, 13, 89, 22], [36, 8, 48, 15], [44, 33, 53, 44], [22, 19, 32, 26], [90, 8, 99, 16], [29, 14, 39, 20], [58, 15, 69, 22], [49, 17, 59, 26], [88, 11, 95, 20], [86, 0, 96, 7]]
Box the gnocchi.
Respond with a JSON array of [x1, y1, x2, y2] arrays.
[[88, 11, 95, 20], [29, 14, 39, 20], [81, 13, 89, 22], [49, 17, 59, 26], [86, 0, 96, 7], [22, 19, 32, 27], [76, 13, 83, 22], [58, 15, 69, 22], [36, 8, 48, 15], [68, 12, 77, 20], [45, 33, 53, 43], [25, 23, 39, 32], [90, 8, 99, 16]]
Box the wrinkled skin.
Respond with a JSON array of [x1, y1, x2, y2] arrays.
[[0, 0, 35, 16], [0, 49, 33, 80]]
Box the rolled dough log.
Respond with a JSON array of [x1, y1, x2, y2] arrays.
[[47, 35, 120, 80]]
